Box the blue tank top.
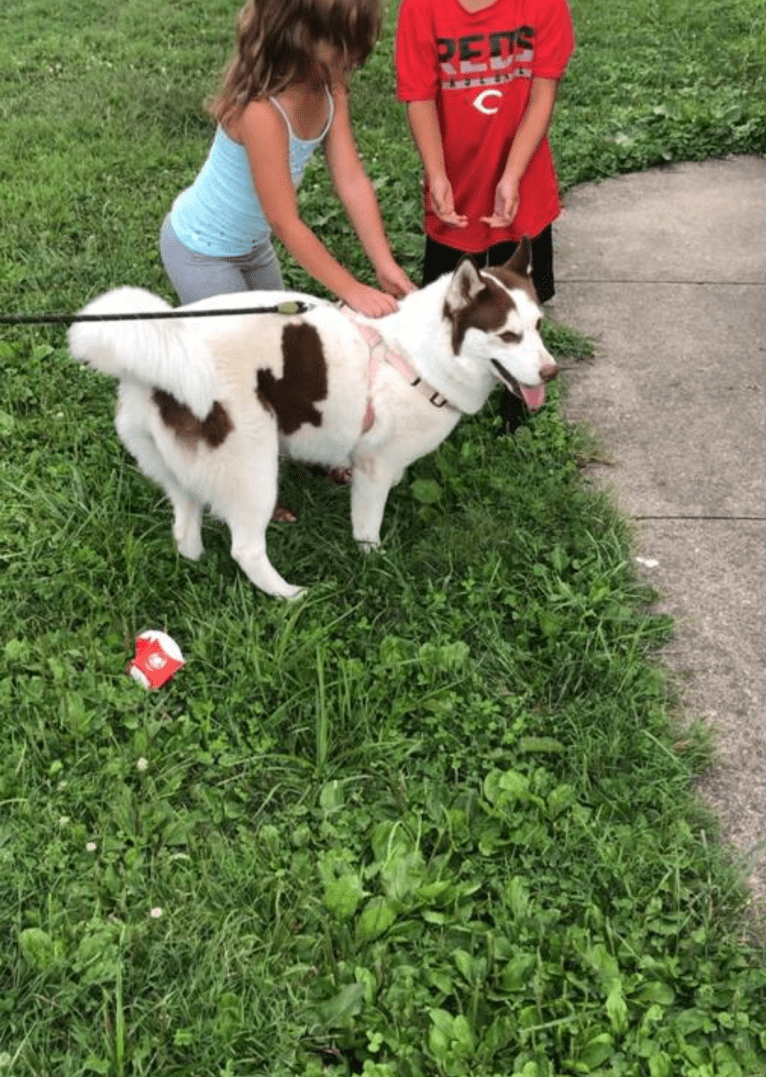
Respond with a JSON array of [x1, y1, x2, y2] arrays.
[[171, 87, 334, 257]]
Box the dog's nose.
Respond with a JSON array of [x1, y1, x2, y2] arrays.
[[540, 361, 558, 383]]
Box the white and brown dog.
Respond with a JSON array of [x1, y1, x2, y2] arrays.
[[68, 239, 556, 598]]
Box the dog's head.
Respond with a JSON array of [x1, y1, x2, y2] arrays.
[[443, 237, 557, 411]]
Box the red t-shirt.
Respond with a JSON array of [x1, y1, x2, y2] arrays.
[[395, 0, 574, 252]]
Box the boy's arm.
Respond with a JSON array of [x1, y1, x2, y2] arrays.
[[396, 0, 466, 228], [406, 100, 467, 228], [482, 77, 560, 227], [324, 87, 415, 300]]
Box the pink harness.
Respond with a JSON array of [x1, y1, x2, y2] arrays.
[[341, 310, 455, 433]]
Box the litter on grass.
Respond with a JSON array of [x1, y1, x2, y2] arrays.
[[636, 556, 660, 569], [127, 630, 184, 690]]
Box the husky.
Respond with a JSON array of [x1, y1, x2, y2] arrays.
[[68, 238, 556, 598]]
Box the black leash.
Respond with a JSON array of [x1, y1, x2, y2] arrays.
[[0, 299, 313, 326]]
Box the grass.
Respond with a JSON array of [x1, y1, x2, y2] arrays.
[[1, 0, 766, 1073]]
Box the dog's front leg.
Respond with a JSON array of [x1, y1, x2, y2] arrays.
[[350, 456, 396, 550]]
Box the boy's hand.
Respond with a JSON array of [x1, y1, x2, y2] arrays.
[[481, 177, 520, 228], [428, 175, 468, 228], [375, 260, 417, 299]]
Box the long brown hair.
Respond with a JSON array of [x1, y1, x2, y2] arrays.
[[208, 0, 382, 126]]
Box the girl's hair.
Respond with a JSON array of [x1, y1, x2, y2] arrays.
[[208, 0, 382, 125]]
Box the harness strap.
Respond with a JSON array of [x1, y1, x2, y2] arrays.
[[343, 312, 454, 433]]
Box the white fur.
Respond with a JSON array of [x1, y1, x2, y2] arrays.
[[67, 252, 555, 598], [68, 288, 219, 420]]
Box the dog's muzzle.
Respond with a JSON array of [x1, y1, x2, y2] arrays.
[[491, 358, 556, 412]]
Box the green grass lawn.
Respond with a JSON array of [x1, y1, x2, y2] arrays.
[[1, 0, 766, 1074]]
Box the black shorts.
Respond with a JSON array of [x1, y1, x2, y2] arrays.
[[422, 224, 554, 303]]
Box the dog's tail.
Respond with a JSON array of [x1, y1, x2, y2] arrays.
[[68, 286, 217, 418]]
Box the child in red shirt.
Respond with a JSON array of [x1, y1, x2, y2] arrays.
[[395, 0, 574, 429]]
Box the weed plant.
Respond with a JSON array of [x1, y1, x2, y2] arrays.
[[2, 0, 766, 1074]]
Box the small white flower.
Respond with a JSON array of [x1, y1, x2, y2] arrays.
[[86, 841, 97, 853], [58, 815, 70, 827], [136, 757, 149, 772], [149, 906, 163, 919]]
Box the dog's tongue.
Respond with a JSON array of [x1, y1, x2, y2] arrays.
[[519, 383, 546, 411]]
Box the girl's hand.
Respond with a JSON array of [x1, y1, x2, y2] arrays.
[[481, 176, 520, 228], [428, 174, 468, 228], [340, 281, 400, 318], [375, 260, 417, 299]]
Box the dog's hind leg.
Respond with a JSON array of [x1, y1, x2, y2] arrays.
[[116, 408, 205, 560], [229, 507, 304, 599], [172, 499, 204, 561], [231, 535, 303, 599], [219, 440, 304, 599]]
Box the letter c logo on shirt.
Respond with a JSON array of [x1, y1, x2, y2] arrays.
[[472, 89, 503, 115]]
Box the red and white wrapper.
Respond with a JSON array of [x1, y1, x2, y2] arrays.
[[127, 630, 184, 690]]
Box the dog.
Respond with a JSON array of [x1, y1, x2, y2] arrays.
[[68, 237, 557, 598]]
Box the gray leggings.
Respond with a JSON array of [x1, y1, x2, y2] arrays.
[[159, 213, 284, 304]]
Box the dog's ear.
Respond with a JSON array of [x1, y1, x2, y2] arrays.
[[503, 235, 533, 278], [445, 255, 486, 310]]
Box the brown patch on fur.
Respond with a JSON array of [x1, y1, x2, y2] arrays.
[[446, 275, 516, 355], [152, 389, 233, 448], [256, 322, 327, 435]]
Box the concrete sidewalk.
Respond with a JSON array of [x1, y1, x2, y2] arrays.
[[552, 155, 766, 901]]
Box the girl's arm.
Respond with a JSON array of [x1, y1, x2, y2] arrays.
[[324, 86, 415, 299], [405, 99, 467, 228], [482, 77, 560, 227], [238, 98, 401, 316]]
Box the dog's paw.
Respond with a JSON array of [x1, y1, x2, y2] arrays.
[[283, 585, 306, 601], [175, 532, 204, 561], [357, 538, 381, 553], [173, 503, 204, 559]]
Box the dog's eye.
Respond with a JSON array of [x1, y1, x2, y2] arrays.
[[499, 330, 521, 343]]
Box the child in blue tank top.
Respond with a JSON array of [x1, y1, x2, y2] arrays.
[[160, 0, 414, 316]]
